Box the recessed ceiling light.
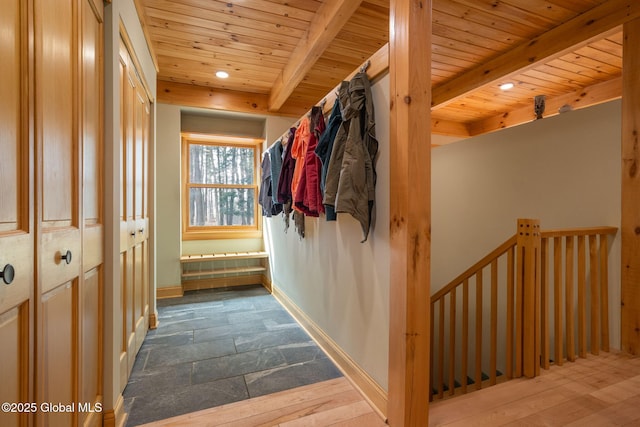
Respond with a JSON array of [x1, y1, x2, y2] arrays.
[[500, 82, 514, 91], [216, 71, 229, 79]]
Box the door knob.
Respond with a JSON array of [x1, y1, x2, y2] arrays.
[[61, 250, 72, 265], [0, 264, 15, 285]]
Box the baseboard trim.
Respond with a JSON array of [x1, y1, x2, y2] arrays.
[[271, 284, 388, 420], [156, 286, 184, 299], [102, 394, 127, 427]]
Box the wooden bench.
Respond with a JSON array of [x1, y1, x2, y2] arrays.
[[179, 252, 270, 289]]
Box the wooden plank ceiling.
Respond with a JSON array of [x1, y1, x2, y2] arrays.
[[138, 0, 636, 138]]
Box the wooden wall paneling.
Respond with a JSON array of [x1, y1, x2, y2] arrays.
[[621, 17, 640, 355], [0, 0, 33, 424], [388, 0, 432, 425]]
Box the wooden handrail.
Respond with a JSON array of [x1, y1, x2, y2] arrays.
[[431, 235, 517, 302], [540, 226, 618, 238], [430, 219, 618, 402]]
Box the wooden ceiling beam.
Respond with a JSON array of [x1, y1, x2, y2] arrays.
[[432, 0, 640, 110], [157, 80, 303, 117], [467, 77, 622, 137], [267, 0, 364, 112]]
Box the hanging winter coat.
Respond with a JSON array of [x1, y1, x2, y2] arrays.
[[276, 128, 297, 204], [269, 138, 284, 205], [258, 153, 282, 217], [323, 81, 355, 221], [315, 81, 348, 198], [290, 117, 311, 209], [294, 106, 325, 217], [326, 72, 379, 242]]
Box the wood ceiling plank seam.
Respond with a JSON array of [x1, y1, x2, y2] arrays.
[[433, 0, 549, 38], [573, 45, 623, 67], [145, 17, 300, 50], [496, 0, 582, 23], [432, 9, 529, 47], [588, 38, 623, 57], [547, 58, 617, 81], [150, 32, 295, 58], [559, 52, 623, 76], [431, 53, 476, 70], [352, 3, 389, 21], [328, 38, 389, 54], [160, 76, 272, 94], [431, 35, 500, 58], [445, 0, 558, 30], [259, 0, 323, 14], [507, 74, 580, 96], [156, 55, 283, 78], [210, 0, 318, 22], [432, 22, 514, 52], [143, 7, 303, 45], [158, 71, 274, 91], [544, 0, 607, 14], [158, 45, 283, 74], [519, 69, 588, 92], [533, 62, 601, 85], [153, 42, 290, 67], [432, 44, 488, 64], [333, 30, 389, 46], [145, 1, 311, 36], [174, 0, 316, 30], [335, 23, 389, 40]]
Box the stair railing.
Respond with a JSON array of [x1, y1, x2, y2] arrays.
[[430, 218, 617, 401]]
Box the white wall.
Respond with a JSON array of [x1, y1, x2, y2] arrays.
[[264, 74, 391, 390], [156, 104, 183, 288], [432, 99, 622, 349]]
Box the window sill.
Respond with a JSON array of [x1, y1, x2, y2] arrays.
[[182, 230, 263, 240]]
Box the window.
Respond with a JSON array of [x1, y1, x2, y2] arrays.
[[182, 133, 262, 239]]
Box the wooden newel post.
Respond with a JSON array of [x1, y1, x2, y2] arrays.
[[516, 219, 541, 378]]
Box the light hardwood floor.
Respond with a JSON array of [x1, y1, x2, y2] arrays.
[[139, 377, 387, 427], [430, 351, 640, 426], [141, 352, 640, 426]]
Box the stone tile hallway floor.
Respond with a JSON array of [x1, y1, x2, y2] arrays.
[[123, 285, 342, 426]]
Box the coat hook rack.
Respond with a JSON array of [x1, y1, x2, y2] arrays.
[[360, 60, 371, 73]]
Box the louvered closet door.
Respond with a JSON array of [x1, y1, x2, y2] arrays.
[[0, 1, 34, 426], [119, 40, 150, 388]]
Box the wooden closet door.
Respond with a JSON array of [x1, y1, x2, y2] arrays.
[[35, 0, 82, 425], [80, 0, 104, 426], [119, 40, 150, 388], [0, 1, 34, 426], [133, 83, 150, 353]]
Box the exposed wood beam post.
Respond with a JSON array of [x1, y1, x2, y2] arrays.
[[268, 0, 363, 111], [388, 0, 431, 425], [621, 18, 640, 355], [432, 0, 640, 109]]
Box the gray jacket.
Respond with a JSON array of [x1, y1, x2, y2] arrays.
[[323, 72, 378, 241]]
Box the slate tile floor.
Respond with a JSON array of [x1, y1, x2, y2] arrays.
[[123, 285, 342, 426]]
